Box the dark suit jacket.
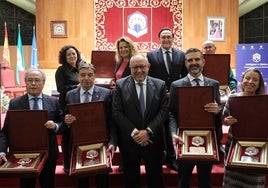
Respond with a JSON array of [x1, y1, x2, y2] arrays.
[[169, 76, 221, 134], [112, 75, 169, 152], [65, 85, 117, 146], [0, 94, 64, 161], [147, 48, 188, 91]]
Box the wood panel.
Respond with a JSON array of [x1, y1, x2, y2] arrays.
[[36, 0, 94, 69], [25, 0, 238, 70], [183, 0, 239, 68]]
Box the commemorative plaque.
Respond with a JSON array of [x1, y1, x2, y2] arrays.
[[177, 87, 219, 163], [203, 54, 231, 103], [67, 101, 111, 176], [0, 110, 48, 177], [226, 95, 268, 173], [91, 50, 116, 89]]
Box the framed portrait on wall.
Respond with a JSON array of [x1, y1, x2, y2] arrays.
[[207, 17, 225, 41]]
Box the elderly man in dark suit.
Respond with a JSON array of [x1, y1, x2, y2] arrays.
[[0, 68, 64, 188], [169, 48, 221, 188], [64, 62, 116, 188], [147, 27, 188, 171], [113, 54, 169, 188]]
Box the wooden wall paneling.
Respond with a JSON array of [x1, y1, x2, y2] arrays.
[[183, 0, 238, 68], [36, 0, 94, 69]]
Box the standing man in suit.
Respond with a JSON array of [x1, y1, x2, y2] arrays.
[[64, 62, 117, 188], [0, 68, 64, 188], [169, 48, 221, 188], [147, 27, 188, 171], [113, 54, 169, 188]]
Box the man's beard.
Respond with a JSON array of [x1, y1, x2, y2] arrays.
[[188, 64, 203, 75]]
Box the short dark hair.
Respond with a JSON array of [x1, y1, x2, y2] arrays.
[[158, 27, 174, 38], [185, 48, 204, 60]]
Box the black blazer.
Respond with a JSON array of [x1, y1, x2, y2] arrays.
[[112, 75, 169, 152], [147, 48, 188, 91], [0, 94, 64, 161]]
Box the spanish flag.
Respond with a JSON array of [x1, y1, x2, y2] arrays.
[[2, 22, 11, 68]]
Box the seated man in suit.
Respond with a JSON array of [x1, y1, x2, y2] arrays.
[[64, 62, 117, 188], [0, 68, 64, 188]]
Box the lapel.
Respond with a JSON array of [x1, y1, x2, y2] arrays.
[[157, 49, 169, 74], [91, 86, 100, 101], [145, 78, 154, 116], [41, 94, 48, 109], [128, 77, 141, 114]]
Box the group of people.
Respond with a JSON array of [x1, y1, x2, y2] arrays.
[[0, 27, 266, 188]]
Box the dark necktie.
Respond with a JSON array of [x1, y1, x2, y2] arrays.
[[166, 51, 172, 73], [138, 83, 145, 118], [193, 78, 200, 86], [33, 97, 39, 110], [84, 91, 90, 103]]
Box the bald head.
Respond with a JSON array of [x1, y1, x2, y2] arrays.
[[202, 40, 216, 54]]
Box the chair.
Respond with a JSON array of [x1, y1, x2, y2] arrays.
[[1, 68, 26, 98]]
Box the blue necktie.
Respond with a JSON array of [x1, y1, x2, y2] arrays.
[[84, 91, 90, 103], [193, 78, 200, 86], [138, 83, 145, 118], [33, 98, 39, 110]]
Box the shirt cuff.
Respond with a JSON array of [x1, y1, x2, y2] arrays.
[[131, 128, 138, 137], [54, 123, 59, 132]]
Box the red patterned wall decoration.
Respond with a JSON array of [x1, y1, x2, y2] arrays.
[[94, 0, 183, 51]]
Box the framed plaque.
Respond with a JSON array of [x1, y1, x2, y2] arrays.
[[70, 143, 109, 175], [177, 87, 219, 162], [181, 130, 217, 160], [91, 51, 116, 89], [226, 140, 268, 172], [67, 101, 111, 175], [226, 95, 268, 172], [0, 110, 48, 177]]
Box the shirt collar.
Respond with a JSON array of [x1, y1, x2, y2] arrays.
[[161, 47, 172, 54], [187, 74, 204, 82], [134, 77, 147, 85], [80, 85, 95, 95], [28, 94, 42, 100]]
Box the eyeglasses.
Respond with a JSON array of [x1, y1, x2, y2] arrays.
[[26, 79, 43, 84], [130, 65, 147, 70]]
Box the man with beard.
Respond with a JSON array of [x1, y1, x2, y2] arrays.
[[169, 48, 221, 188]]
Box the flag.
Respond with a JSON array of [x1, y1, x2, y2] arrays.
[[16, 24, 25, 86], [2, 22, 11, 68], [30, 26, 38, 68]]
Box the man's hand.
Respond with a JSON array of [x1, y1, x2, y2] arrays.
[[204, 102, 220, 114], [106, 144, 116, 158], [172, 134, 184, 146], [44, 120, 57, 130], [0, 153, 7, 164], [64, 114, 76, 125], [132, 130, 152, 147]]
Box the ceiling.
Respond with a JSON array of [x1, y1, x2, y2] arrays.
[[5, 0, 268, 17]]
